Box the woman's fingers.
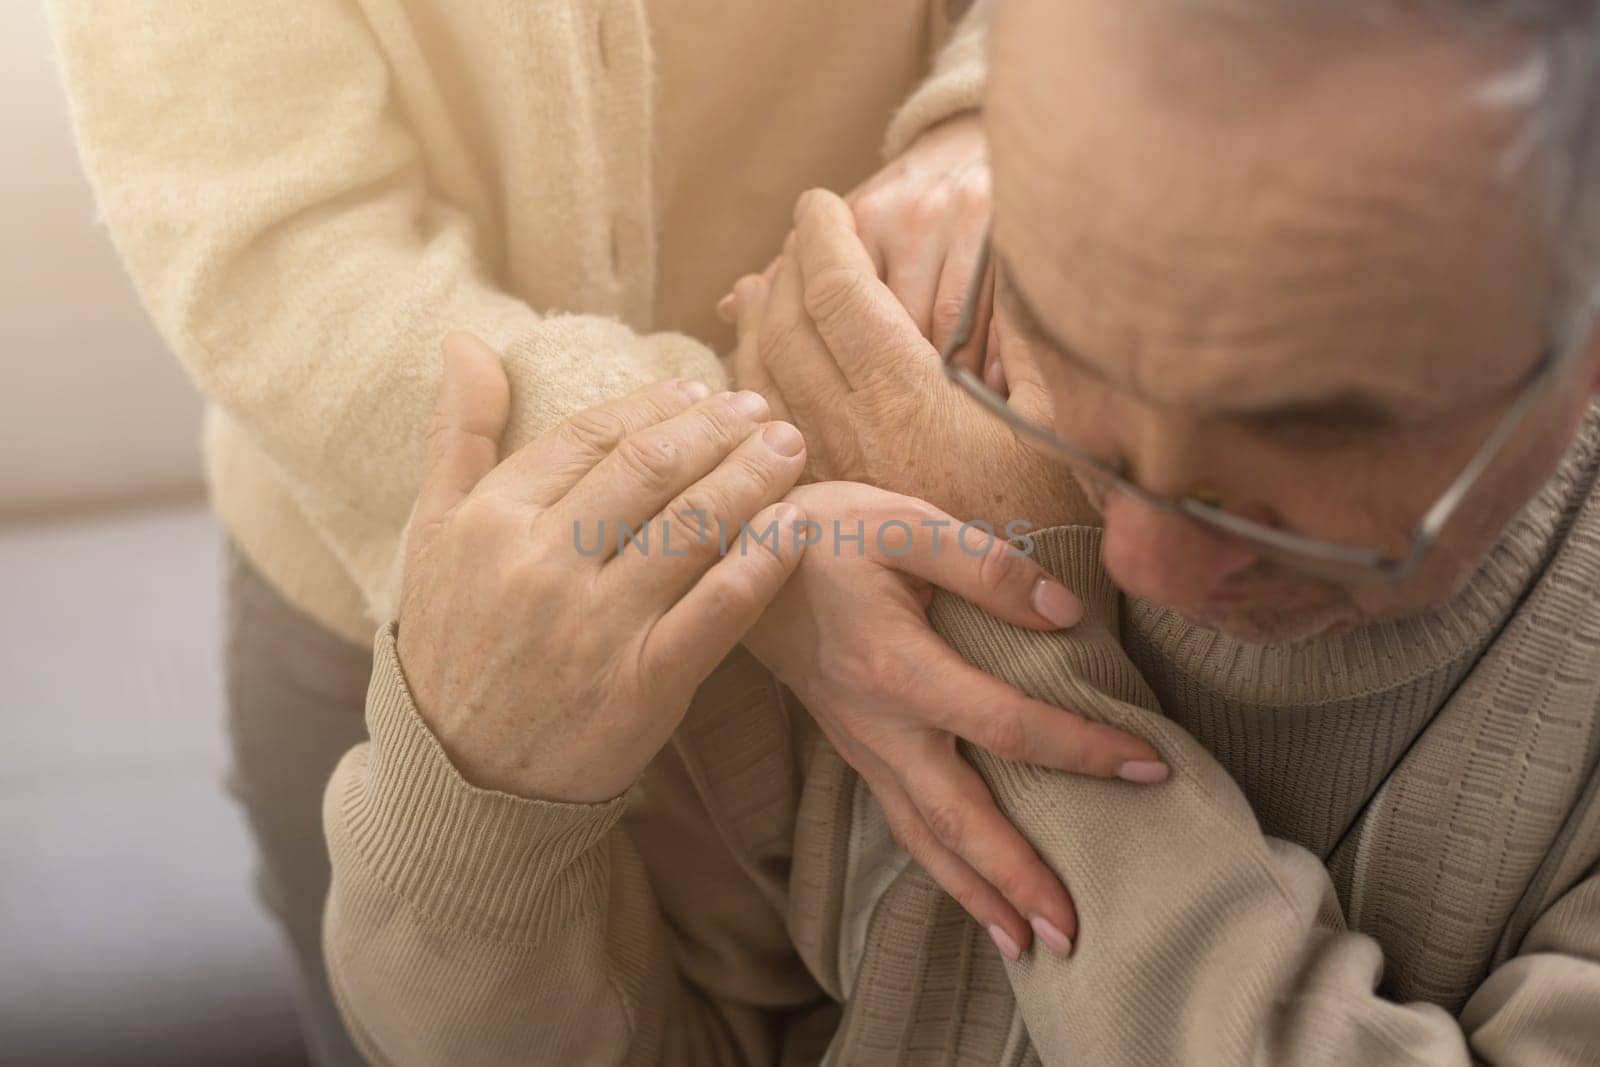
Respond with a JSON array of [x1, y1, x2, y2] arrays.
[[894, 731, 1077, 954], [557, 389, 783, 548], [414, 333, 512, 530], [931, 171, 994, 365], [641, 500, 808, 695], [616, 417, 808, 597], [910, 642, 1166, 780], [854, 750, 1034, 962], [882, 213, 951, 340], [486, 377, 706, 507]]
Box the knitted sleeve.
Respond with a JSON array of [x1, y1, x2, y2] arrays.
[[322, 627, 817, 1066], [928, 525, 1600, 1064]]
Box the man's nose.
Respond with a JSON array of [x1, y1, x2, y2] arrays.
[[1100, 490, 1264, 607]]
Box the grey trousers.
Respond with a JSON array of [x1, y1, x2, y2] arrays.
[[224, 544, 370, 1067]]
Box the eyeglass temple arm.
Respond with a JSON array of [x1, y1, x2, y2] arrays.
[[941, 231, 994, 364]]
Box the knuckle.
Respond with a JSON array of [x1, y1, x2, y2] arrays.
[[990, 864, 1036, 906], [557, 405, 631, 454], [851, 188, 894, 231], [757, 315, 808, 372], [451, 494, 507, 544], [663, 495, 721, 554], [803, 266, 872, 330], [909, 186, 952, 228], [930, 292, 970, 342], [700, 566, 765, 617], [861, 644, 921, 703], [951, 881, 987, 919], [980, 711, 1030, 759], [613, 433, 680, 494], [955, 166, 992, 213], [923, 800, 969, 849], [976, 537, 1026, 593]]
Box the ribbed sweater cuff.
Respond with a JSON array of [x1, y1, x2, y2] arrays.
[[330, 624, 629, 943], [1028, 525, 1120, 633]]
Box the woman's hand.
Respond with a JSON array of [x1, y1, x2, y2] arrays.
[[395, 333, 809, 803], [721, 113, 1002, 385], [744, 481, 1169, 962], [847, 112, 1001, 383]]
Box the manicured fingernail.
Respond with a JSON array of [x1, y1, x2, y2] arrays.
[[730, 390, 769, 418], [987, 924, 1022, 962], [762, 421, 804, 457], [716, 292, 737, 321], [676, 379, 712, 402], [1117, 760, 1170, 784], [1031, 578, 1083, 629], [1030, 916, 1074, 957]]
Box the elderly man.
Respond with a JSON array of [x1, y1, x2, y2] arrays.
[[324, 0, 1600, 1063]]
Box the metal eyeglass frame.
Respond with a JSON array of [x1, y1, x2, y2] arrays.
[[940, 233, 1585, 584]]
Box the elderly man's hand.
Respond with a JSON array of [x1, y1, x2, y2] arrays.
[[395, 333, 808, 803], [728, 187, 1081, 531], [745, 481, 1168, 961]]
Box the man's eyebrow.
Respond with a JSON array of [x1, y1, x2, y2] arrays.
[[996, 253, 1407, 430]]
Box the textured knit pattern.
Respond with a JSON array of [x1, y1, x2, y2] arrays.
[[323, 408, 1600, 1065], [47, 0, 982, 647]]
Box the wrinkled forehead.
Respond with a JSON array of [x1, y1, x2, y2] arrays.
[[984, 0, 1552, 408]]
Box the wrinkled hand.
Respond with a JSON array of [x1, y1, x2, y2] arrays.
[[728, 187, 1083, 531], [396, 333, 808, 803], [721, 114, 1004, 391], [745, 481, 1168, 962]]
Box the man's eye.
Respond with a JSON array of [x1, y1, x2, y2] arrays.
[[1247, 417, 1373, 450]]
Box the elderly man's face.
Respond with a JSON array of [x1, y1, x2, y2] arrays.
[[987, 0, 1600, 642]]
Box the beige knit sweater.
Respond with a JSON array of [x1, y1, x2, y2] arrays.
[[323, 406, 1600, 1065], [47, 0, 986, 647]]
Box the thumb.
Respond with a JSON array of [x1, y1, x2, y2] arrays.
[[414, 332, 511, 529]]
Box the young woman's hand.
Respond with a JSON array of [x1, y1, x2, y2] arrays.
[[744, 481, 1168, 962], [395, 333, 809, 803]]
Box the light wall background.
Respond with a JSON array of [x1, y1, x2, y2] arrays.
[[1, 2, 205, 517]]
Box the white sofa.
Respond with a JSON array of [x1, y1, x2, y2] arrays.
[[1, 4, 308, 1063]]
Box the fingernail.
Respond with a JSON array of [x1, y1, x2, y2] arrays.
[[716, 292, 737, 321], [762, 421, 805, 457], [730, 390, 769, 418], [1030, 915, 1074, 957], [676, 379, 712, 402], [1031, 578, 1084, 629], [987, 924, 1022, 962], [1117, 760, 1170, 784]]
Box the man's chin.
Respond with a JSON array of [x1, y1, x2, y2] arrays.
[[1170, 591, 1363, 646]]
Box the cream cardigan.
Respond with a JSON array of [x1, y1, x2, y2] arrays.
[[48, 0, 988, 646]]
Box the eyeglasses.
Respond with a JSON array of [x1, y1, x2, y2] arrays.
[[941, 233, 1585, 584]]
